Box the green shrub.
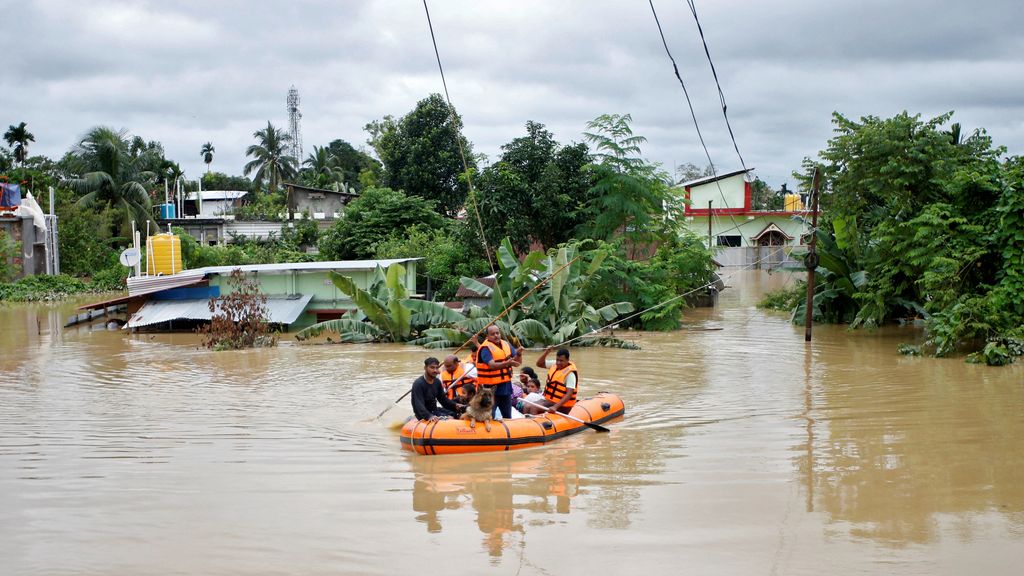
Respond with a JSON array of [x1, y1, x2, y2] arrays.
[[0, 274, 90, 302]]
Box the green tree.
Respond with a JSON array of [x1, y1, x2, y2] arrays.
[[366, 94, 475, 217], [374, 219, 490, 300], [201, 171, 254, 192], [301, 145, 345, 188], [326, 138, 382, 191], [791, 111, 1021, 364], [200, 142, 215, 173], [243, 122, 296, 196], [477, 121, 594, 252], [63, 126, 155, 235], [579, 114, 679, 247], [317, 187, 443, 260], [3, 122, 35, 167]]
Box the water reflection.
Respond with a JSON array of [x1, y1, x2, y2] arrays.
[[409, 446, 579, 558]]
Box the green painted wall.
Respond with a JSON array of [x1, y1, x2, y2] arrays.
[[208, 261, 419, 331]]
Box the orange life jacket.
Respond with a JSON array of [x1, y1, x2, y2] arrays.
[[441, 362, 475, 400], [543, 361, 578, 408], [475, 339, 513, 387]]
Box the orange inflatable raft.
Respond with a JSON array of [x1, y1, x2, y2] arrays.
[[400, 392, 625, 455]]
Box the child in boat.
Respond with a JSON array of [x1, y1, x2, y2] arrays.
[[515, 377, 545, 414]]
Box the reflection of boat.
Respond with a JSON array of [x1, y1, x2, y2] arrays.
[[401, 392, 625, 455]]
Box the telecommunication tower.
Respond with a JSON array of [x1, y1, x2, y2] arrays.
[[286, 86, 303, 165]]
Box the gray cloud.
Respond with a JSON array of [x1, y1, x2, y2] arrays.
[[4, 0, 1022, 190]]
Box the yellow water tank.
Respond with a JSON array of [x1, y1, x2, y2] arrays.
[[146, 233, 183, 276], [784, 193, 804, 212]]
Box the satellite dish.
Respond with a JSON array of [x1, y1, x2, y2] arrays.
[[119, 247, 141, 267]]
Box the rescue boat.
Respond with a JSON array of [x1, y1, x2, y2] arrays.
[[400, 392, 625, 455]]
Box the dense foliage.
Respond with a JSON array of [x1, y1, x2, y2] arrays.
[[3, 106, 717, 337], [366, 94, 475, 217], [318, 187, 443, 260], [784, 111, 1023, 365], [476, 121, 594, 252]]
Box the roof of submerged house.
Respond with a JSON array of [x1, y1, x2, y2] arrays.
[[126, 258, 421, 297], [126, 293, 314, 329]]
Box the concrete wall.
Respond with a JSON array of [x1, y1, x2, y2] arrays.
[[683, 214, 809, 248]]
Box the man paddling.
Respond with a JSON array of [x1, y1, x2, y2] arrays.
[[474, 325, 521, 419], [411, 357, 463, 422], [523, 347, 578, 415]]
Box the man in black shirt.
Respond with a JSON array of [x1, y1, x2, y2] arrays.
[[411, 357, 462, 421]]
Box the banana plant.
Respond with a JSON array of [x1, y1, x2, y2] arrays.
[[296, 263, 445, 343], [411, 239, 636, 348]]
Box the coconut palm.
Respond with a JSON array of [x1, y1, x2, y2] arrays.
[[3, 122, 35, 166], [64, 126, 154, 234], [201, 142, 215, 173], [302, 145, 345, 188], [243, 122, 296, 195]]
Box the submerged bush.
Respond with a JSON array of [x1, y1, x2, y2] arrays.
[[197, 269, 278, 350]]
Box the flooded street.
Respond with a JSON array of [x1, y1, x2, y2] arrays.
[[2, 270, 1022, 575]]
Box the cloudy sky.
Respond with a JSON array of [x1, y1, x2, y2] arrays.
[[4, 0, 1023, 188]]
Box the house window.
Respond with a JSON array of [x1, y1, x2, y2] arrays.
[[716, 235, 741, 247]]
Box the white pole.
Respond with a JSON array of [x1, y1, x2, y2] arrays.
[[197, 177, 203, 217], [48, 186, 54, 216], [164, 180, 169, 206]]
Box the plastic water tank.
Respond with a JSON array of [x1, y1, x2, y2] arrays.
[[159, 203, 176, 219], [146, 233, 183, 276], [784, 194, 804, 212]]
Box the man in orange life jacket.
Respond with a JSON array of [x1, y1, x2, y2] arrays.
[[441, 354, 475, 400], [474, 324, 522, 419], [523, 346, 578, 415]]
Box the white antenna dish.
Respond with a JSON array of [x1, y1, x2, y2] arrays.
[[119, 247, 141, 267]]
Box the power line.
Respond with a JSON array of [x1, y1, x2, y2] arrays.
[[684, 0, 746, 171], [421, 0, 504, 307], [647, 0, 742, 242]]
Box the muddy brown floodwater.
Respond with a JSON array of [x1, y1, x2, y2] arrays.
[[1, 270, 1022, 575]]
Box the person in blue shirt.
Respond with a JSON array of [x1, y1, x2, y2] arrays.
[[473, 325, 522, 419]]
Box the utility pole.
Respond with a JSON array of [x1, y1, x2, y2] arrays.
[[707, 200, 713, 248], [804, 168, 821, 342]]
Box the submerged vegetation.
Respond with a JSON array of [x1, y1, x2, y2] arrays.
[[198, 270, 278, 350], [765, 111, 1024, 365]]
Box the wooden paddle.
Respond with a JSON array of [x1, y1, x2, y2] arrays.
[[519, 398, 610, 433]]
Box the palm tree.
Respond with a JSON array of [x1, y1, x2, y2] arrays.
[[243, 122, 296, 196], [201, 142, 215, 173], [4, 122, 35, 166], [64, 126, 154, 234], [302, 145, 344, 188]]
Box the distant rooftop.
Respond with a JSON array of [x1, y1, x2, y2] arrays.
[[678, 167, 753, 188], [186, 190, 248, 201]]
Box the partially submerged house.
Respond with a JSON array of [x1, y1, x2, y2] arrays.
[[679, 168, 813, 267], [77, 258, 420, 332]]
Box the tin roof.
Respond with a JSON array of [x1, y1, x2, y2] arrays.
[[126, 258, 420, 297], [125, 293, 314, 329]]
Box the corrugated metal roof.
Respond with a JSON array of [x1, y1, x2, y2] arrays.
[[126, 272, 207, 297], [186, 258, 420, 276], [126, 293, 313, 329], [126, 258, 421, 296]]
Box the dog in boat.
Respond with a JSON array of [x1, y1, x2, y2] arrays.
[[462, 384, 494, 432]]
